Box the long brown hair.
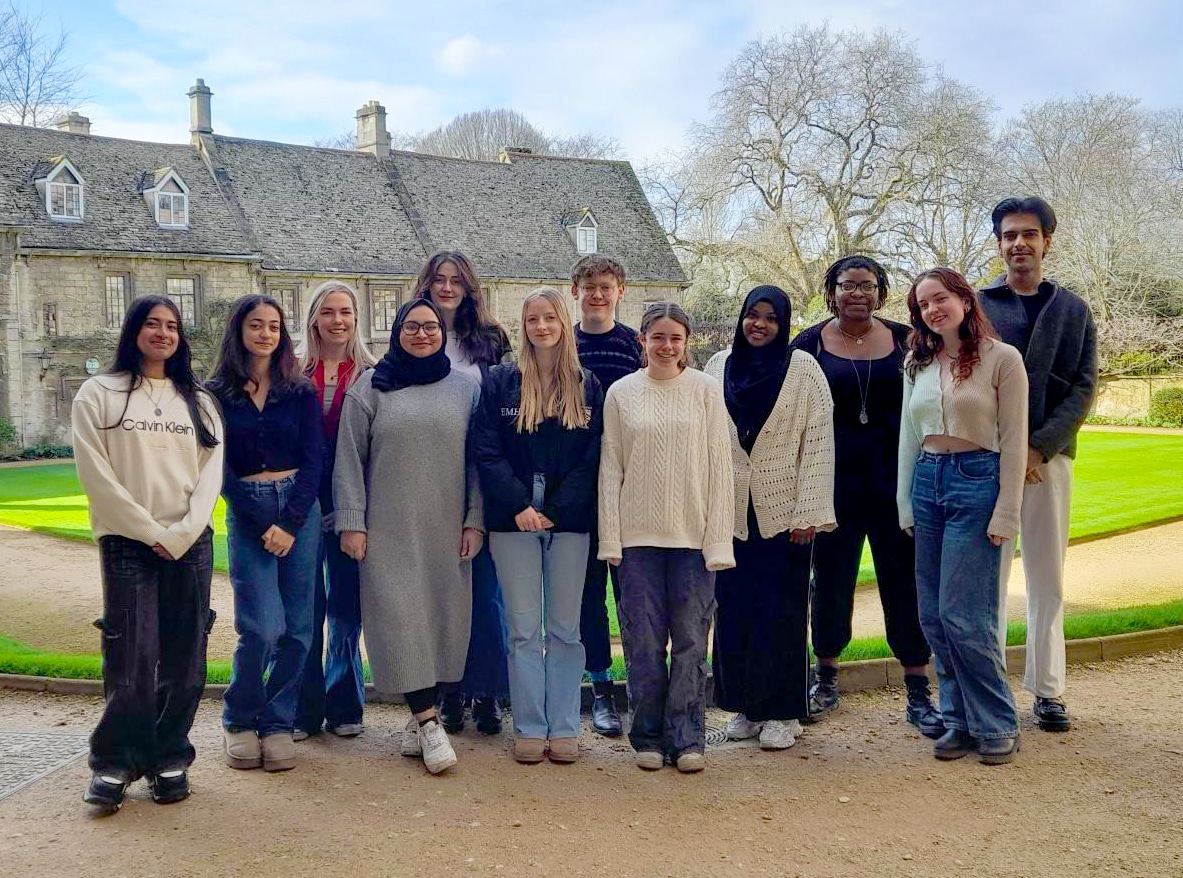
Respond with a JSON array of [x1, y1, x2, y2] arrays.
[[904, 267, 998, 383], [208, 295, 304, 399], [515, 287, 587, 432], [414, 250, 505, 366]]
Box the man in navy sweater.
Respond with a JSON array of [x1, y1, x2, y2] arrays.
[[980, 196, 1097, 733]]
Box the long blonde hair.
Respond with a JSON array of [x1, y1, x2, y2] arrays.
[[298, 282, 378, 381], [516, 287, 587, 433]]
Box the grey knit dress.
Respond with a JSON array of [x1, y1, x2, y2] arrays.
[[333, 368, 483, 696]]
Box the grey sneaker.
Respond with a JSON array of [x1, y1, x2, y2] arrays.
[[675, 751, 706, 773], [419, 719, 458, 774], [725, 713, 763, 741], [758, 719, 802, 750], [327, 723, 364, 738], [808, 665, 839, 717], [400, 716, 422, 757]]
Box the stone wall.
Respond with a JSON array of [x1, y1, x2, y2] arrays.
[[1093, 374, 1183, 419]]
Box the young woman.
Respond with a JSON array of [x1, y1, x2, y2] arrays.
[[417, 250, 511, 734], [293, 282, 377, 740], [209, 295, 323, 773], [704, 286, 836, 751], [333, 298, 484, 775], [73, 296, 223, 810], [793, 256, 941, 736], [599, 302, 735, 773], [898, 267, 1028, 765], [472, 287, 603, 764]]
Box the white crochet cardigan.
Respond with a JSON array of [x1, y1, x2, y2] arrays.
[[704, 349, 837, 541]]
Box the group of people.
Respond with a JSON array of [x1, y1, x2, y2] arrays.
[[72, 194, 1096, 810]]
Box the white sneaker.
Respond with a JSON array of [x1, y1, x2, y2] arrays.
[[725, 713, 764, 741], [400, 716, 422, 757], [419, 719, 458, 774], [328, 723, 364, 738], [759, 719, 802, 750]]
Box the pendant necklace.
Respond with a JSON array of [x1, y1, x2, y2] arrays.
[[143, 378, 168, 416], [838, 322, 874, 346], [838, 330, 871, 425]]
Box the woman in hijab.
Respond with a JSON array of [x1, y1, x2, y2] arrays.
[[332, 298, 483, 775], [704, 286, 836, 751]]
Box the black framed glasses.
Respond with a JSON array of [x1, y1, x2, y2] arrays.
[[400, 320, 442, 336], [838, 281, 879, 294]]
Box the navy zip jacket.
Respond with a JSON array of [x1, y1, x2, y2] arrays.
[[472, 363, 603, 534], [980, 274, 1098, 460]]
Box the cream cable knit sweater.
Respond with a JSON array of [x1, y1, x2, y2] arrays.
[[704, 349, 837, 541], [597, 368, 736, 571]]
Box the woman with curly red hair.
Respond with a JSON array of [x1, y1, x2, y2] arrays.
[[898, 267, 1028, 766]]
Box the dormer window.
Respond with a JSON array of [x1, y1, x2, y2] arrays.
[[143, 168, 189, 229], [40, 159, 84, 222], [576, 211, 598, 254]]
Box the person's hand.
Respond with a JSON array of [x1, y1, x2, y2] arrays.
[[514, 506, 547, 532], [988, 533, 1006, 547], [538, 514, 555, 530], [261, 525, 295, 557], [903, 527, 914, 537], [460, 527, 483, 560], [152, 543, 175, 561], [341, 530, 367, 562], [1025, 446, 1045, 484], [607, 558, 621, 568], [321, 511, 337, 533], [790, 527, 816, 545]]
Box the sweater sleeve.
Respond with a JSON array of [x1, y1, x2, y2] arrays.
[[472, 370, 532, 521], [1030, 305, 1097, 460], [701, 377, 737, 572], [277, 387, 324, 535], [158, 392, 225, 559], [897, 366, 922, 531], [543, 373, 604, 531], [989, 346, 1030, 539], [464, 383, 485, 533], [791, 358, 837, 534], [333, 389, 374, 534], [71, 386, 169, 549], [597, 386, 625, 564]]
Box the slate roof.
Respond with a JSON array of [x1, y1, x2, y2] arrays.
[[0, 124, 687, 284]]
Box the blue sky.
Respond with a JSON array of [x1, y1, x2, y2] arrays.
[[38, 0, 1183, 162]]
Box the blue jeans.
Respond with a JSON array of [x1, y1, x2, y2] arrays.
[[441, 544, 510, 700], [222, 476, 321, 737], [297, 528, 365, 732], [912, 450, 1018, 741], [489, 530, 589, 739]]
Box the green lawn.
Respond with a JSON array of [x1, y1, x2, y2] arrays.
[[0, 429, 1180, 588]]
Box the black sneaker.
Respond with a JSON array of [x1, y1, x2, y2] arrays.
[[808, 665, 839, 718], [83, 774, 127, 810], [147, 771, 190, 804], [933, 729, 977, 761], [979, 734, 1020, 765], [471, 698, 503, 735], [904, 675, 945, 740], [438, 694, 466, 734], [1034, 697, 1071, 732], [590, 680, 623, 737]]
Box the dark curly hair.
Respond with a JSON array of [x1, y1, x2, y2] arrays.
[[822, 255, 890, 315], [904, 267, 998, 384]]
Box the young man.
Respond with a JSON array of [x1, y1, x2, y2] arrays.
[[570, 253, 643, 736], [980, 196, 1097, 732]]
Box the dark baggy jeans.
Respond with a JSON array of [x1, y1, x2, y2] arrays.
[[579, 520, 622, 675], [617, 547, 716, 758], [440, 544, 510, 701], [89, 528, 215, 781]]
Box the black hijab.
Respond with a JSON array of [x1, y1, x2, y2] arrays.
[[370, 298, 452, 393], [724, 285, 793, 452]]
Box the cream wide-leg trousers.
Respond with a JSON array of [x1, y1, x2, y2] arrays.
[[998, 454, 1073, 699]]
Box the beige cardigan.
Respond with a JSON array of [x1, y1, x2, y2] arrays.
[[704, 349, 837, 541]]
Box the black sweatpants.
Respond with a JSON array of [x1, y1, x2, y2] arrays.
[[579, 522, 621, 675], [89, 529, 215, 781], [810, 498, 931, 667]]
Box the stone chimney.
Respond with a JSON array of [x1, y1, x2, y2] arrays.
[[188, 79, 213, 144], [355, 101, 390, 158], [52, 112, 91, 135]]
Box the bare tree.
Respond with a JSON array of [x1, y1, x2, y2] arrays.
[[409, 108, 621, 162], [0, 2, 83, 126]]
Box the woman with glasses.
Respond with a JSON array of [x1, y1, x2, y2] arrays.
[[333, 298, 484, 774], [792, 256, 941, 737]]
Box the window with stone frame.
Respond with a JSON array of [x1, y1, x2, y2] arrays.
[[47, 165, 83, 221], [165, 276, 199, 327], [269, 283, 301, 332], [155, 178, 188, 227], [104, 274, 131, 330], [576, 213, 598, 254], [370, 284, 403, 335]]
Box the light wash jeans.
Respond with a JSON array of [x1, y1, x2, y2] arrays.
[[912, 450, 1018, 742], [488, 474, 589, 739]]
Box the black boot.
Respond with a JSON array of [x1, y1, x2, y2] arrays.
[[590, 680, 623, 737], [471, 698, 503, 735], [808, 664, 839, 719], [904, 674, 945, 739], [438, 694, 466, 733]]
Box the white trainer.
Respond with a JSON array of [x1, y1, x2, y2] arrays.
[[328, 723, 364, 738], [759, 719, 802, 750], [725, 713, 764, 741], [419, 719, 458, 774], [400, 716, 422, 757]]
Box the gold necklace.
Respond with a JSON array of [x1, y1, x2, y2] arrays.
[[837, 321, 874, 346]]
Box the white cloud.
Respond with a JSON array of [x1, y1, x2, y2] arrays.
[[436, 35, 503, 77]]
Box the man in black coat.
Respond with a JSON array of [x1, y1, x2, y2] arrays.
[[980, 196, 1098, 733]]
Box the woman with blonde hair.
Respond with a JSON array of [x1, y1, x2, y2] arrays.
[[472, 287, 603, 763], [293, 282, 377, 741]]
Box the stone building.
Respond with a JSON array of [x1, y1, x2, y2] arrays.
[[0, 81, 686, 444]]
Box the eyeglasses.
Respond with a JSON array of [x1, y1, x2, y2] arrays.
[[400, 320, 442, 336], [838, 281, 879, 294]]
